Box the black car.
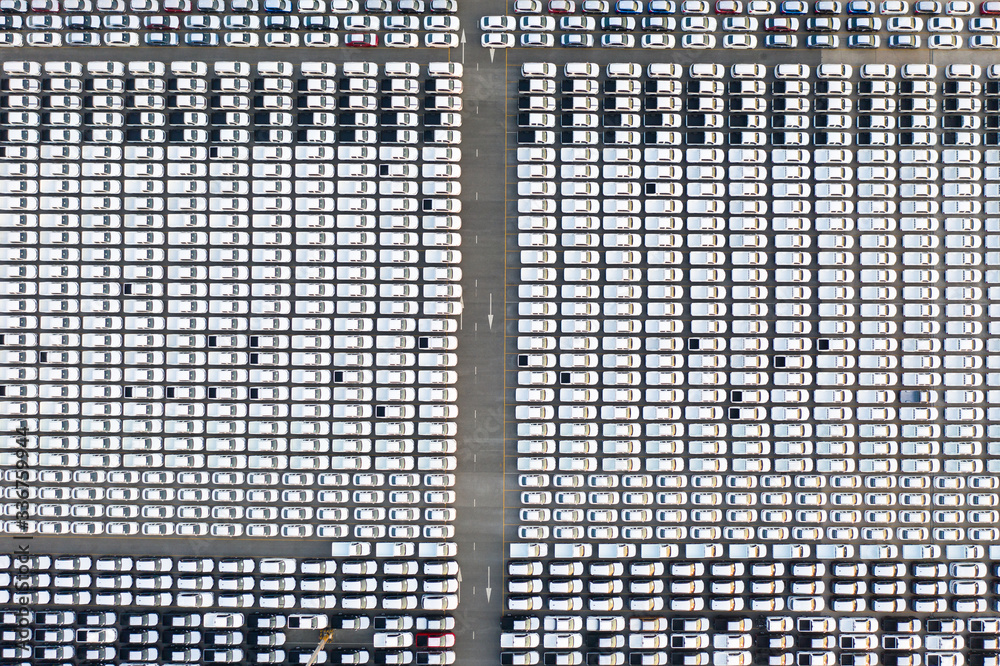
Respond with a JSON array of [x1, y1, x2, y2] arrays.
[[728, 98, 758, 112], [813, 131, 836, 145], [604, 130, 634, 144], [771, 131, 796, 146], [336, 129, 367, 143], [561, 130, 593, 144], [516, 130, 549, 144], [813, 80, 836, 94], [424, 97, 452, 110], [856, 97, 884, 112], [855, 131, 874, 145], [518, 79, 546, 94], [685, 97, 717, 112], [645, 79, 678, 94], [643, 113, 673, 127], [603, 113, 634, 128], [942, 131, 974, 145], [685, 131, 713, 145], [643, 130, 676, 144], [772, 98, 797, 112], [728, 80, 760, 95], [943, 114, 975, 129], [686, 80, 718, 95], [424, 112, 449, 126], [381, 129, 412, 143], [560, 97, 591, 111], [729, 131, 759, 145], [378, 112, 409, 126], [686, 113, 713, 128], [729, 114, 752, 128], [588, 654, 619, 666], [425, 80, 455, 93], [561, 79, 595, 94]]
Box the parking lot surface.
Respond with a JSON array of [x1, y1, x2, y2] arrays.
[[4, 6, 1000, 666]]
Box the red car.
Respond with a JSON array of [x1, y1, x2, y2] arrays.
[[346, 33, 379, 46], [715, 0, 742, 11], [982, 1, 1000, 13], [416, 633, 456, 649]]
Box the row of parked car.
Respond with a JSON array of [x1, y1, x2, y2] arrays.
[[501, 613, 998, 666], [506, 0, 992, 14], [487, 11, 1000, 30], [0, 0, 453, 11], [479, 0, 1000, 44], [515, 61, 984, 85], [0, 0, 460, 45], [2, 607, 455, 664], [483, 0, 1000, 48], [487, 30, 1000, 46]]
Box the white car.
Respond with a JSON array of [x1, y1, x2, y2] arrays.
[[929, 33, 960, 47], [601, 34, 635, 46], [520, 14, 554, 29], [104, 31, 139, 46], [481, 15, 515, 29], [723, 34, 757, 47], [641, 34, 675, 47], [425, 14, 459, 29], [482, 33, 515, 47], [682, 33, 716, 47], [521, 33, 554, 46], [426, 33, 459, 47], [971, 33, 1000, 47], [385, 33, 419, 47]]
